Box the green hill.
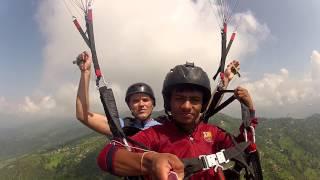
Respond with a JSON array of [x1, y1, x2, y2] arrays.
[[0, 113, 319, 180], [0, 134, 118, 180], [209, 113, 320, 180], [256, 114, 320, 180], [0, 118, 93, 161]]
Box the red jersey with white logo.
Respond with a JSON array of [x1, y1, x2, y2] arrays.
[[130, 121, 234, 180]]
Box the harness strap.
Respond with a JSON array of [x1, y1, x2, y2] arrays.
[[182, 142, 249, 179], [204, 95, 236, 121], [106, 144, 117, 174], [247, 151, 263, 180], [99, 86, 126, 138]]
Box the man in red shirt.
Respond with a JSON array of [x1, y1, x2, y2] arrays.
[[97, 62, 256, 180]]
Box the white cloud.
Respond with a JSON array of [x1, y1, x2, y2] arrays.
[[34, 0, 270, 84], [311, 50, 320, 81], [0, 0, 275, 124], [15, 83, 79, 118], [20, 97, 40, 113], [230, 11, 271, 59], [19, 96, 56, 114], [2, 0, 317, 123], [222, 50, 320, 118], [32, 0, 269, 117], [0, 81, 125, 123], [0, 96, 9, 112]]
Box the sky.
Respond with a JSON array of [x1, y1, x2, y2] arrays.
[[1, 0, 320, 127]]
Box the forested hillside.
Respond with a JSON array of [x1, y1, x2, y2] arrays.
[[0, 118, 93, 161], [1, 113, 319, 180]]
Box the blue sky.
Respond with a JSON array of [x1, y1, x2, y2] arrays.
[[237, 0, 319, 78], [0, 0, 42, 100], [1, 0, 320, 125]]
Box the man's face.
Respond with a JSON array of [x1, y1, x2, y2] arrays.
[[128, 93, 154, 121], [170, 88, 203, 125]]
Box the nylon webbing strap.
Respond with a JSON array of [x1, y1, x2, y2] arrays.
[[203, 88, 224, 122], [86, 7, 102, 80], [240, 104, 263, 180], [73, 18, 90, 47], [225, 32, 236, 59], [248, 151, 263, 180], [241, 103, 251, 128], [82, 6, 126, 140], [99, 86, 125, 138], [213, 23, 228, 80], [182, 142, 249, 179], [203, 94, 236, 122], [100, 87, 150, 149], [223, 141, 249, 160], [182, 158, 203, 179], [210, 95, 236, 116], [204, 23, 238, 122]]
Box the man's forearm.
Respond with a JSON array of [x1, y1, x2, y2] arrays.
[[76, 70, 91, 121], [98, 144, 155, 176], [114, 150, 156, 176], [75, 69, 112, 135], [98, 143, 184, 179]]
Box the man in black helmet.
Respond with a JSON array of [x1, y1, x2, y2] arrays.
[[97, 62, 256, 180], [75, 51, 160, 136]]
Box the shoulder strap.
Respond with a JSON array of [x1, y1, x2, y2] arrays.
[[154, 115, 170, 124], [123, 117, 137, 127], [122, 117, 142, 137]]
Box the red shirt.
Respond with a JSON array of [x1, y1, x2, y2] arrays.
[[130, 121, 234, 180], [98, 119, 258, 179]]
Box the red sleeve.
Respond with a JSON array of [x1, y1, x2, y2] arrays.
[[97, 127, 159, 174], [97, 143, 119, 174], [130, 127, 159, 151], [214, 127, 234, 151]]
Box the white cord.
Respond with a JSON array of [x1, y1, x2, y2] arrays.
[[111, 140, 150, 152]]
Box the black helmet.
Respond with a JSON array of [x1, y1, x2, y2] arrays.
[[162, 62, 211, 112], [125, 83, 155, 106]]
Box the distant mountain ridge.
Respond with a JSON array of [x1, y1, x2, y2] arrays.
[[0, 117, 93, 161]]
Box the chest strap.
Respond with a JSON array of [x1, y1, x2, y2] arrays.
[[182, 141, 249, 179]]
